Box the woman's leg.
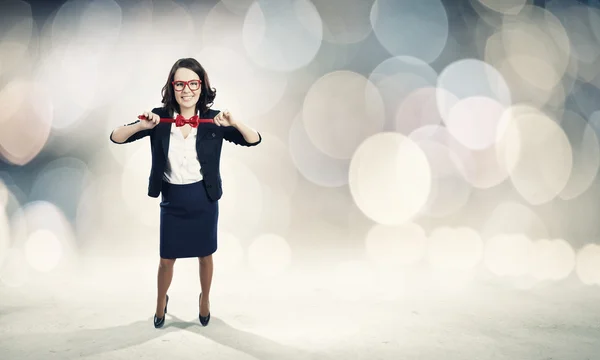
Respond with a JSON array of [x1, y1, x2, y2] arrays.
[[156, 257, 176, 317], [198, 255, 213, 315]]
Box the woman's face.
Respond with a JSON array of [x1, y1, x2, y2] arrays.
[[173, 67, 201, 111]]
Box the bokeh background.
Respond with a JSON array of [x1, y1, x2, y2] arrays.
[[3, 0, 600, 358], [2, 0, 600, 303]]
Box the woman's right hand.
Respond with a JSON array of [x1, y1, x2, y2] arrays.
[[139, 111, 160, 129]]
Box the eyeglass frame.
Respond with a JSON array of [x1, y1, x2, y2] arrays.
[[171, 79, 202, 92]]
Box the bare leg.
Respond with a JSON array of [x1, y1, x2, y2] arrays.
[[198, 255, 213, 316], [156, 258, 176, 317]]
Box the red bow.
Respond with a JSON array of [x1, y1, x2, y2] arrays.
[[175, 114, 199, 128]]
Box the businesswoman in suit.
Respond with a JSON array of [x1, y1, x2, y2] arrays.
[[109, 58, 261, 328]]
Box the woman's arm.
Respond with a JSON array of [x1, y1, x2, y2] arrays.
[[215, 110, 262, 146], [222, 123, 262, 146], [232, 121, 261, 144], [110, 110, 160, 144], [110, 121, 147, 144]]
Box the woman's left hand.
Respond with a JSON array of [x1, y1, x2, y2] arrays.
[[214, 110, 236, 127]]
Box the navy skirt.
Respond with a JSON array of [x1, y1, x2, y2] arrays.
[[159, 180, 218, 259]]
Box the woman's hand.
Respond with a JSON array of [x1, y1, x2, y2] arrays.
[[140, 111, 160, 129], [214, 110, 236, 127]]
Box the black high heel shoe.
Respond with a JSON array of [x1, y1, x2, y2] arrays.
[[154, 294, 169, 328], [199, 293, 210, 327]]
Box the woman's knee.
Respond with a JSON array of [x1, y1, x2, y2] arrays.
[[159, 258, 176, 268], [198, 255, 213, 266]]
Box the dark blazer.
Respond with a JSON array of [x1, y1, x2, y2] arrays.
[[110, 107, 261, 201]]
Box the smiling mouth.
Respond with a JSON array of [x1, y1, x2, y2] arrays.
[[181, 96, 193, 101]]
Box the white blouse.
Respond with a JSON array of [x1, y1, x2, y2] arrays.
[[162, 111, 203, 184]]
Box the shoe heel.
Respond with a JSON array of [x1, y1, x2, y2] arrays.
[[154, 294, 169, 329], [199, 293, 210, 326]]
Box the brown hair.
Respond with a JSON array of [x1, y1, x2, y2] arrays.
[[161, 58, 216, 116]]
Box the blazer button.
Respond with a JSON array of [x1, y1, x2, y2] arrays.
[[211, 133, 215, 137]]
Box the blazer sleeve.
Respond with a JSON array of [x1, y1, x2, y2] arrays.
[[223, 126, 262, 147], [109, 107, 161, 144]]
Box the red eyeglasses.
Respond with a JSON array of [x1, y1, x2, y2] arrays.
[[172, 79, 201, 92]]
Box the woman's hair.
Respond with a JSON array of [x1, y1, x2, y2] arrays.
[[161, 58, 216, 116]]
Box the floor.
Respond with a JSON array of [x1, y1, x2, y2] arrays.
[[1, 256, 599, 360]]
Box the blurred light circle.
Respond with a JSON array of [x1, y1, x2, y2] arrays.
[[0, 175, 9, 208], [408, 124, 510, 189], [3, 200, 76, 283], [482, 201, 549, 241], [475, 0, 526, 15], [575, 244, 600, 285], [395, 87, 446, 135], [247, 233, 292, 277], [501, 6, 571, 87], [219, 0, 254, 15], [195, 46, 287, 119], [199, 1, 245, 50], [78, 0, 122, 53], [370, 0, 448, 63], [589, 7, 600, 47], [0, 176, 26, 216], [368, 56, 438, 131], [484, 234, 533, 277], [408, 138, 471, 218], [558, 110, 600, 201], [35, 43, 101, 130], [288, 113, 349, 188], [529, 239, 575, 281], [11, 201, 76, 255], [242, 0, 323, 72], [484, 32, 568, 110], [29, 157, 92, 220], [0, 0, 34, 78], [365, 222, 427, 268], [313, 0, 374, 44], [436, 59, 511, 125], [506, 55, 561, 91], [50, 0, 122, 53], [225, 131, 299, 194], [427, 227, 483, 271], [302, 70, 385, 159], [570, 82, 600, 120], [148, 0, 195, 53], [24, 229, 63, 273], [482, 5, 572, 110], [0, 80, 53, 165], [500, 106, 573, 205], [446, 96, 507, 150], [349, 132, 431, 225], [589, 110, 600, 137]]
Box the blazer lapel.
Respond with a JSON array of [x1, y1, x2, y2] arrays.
[[196, 109, 216, 145], [160, 123, 171, 158]]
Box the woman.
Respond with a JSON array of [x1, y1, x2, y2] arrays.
[[109, 58, 261, 328]]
